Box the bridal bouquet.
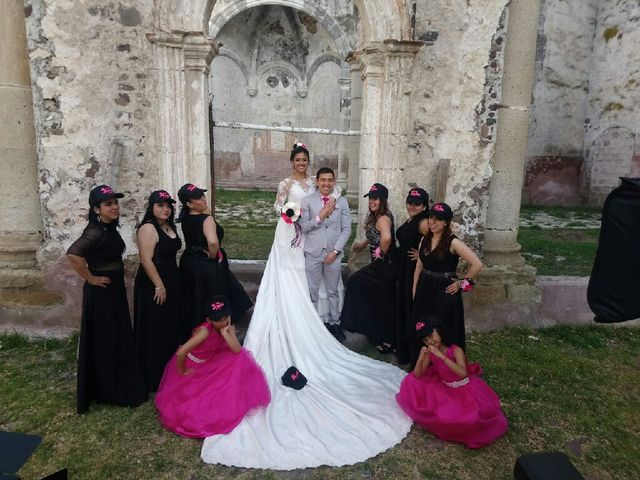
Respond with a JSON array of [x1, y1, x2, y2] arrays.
[[281, 202, 303, 248], [280, 202, 301, 224]]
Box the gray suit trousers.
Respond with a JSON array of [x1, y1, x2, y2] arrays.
[[305, 249, 342, 324]]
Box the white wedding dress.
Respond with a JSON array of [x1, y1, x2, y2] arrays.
[[201, 178, 412, 469]]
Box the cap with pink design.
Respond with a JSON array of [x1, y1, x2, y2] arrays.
[[149, 190, 176, 205], [428, 202, 453, 222], [89, 184, 124, 206], [205, 295, 231, 321], [363, 183, 389, 199], [178, 183, 207, 204]]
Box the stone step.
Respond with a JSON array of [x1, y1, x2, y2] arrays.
[[0, 268, 43, 288], [0, 288, 64, 309]]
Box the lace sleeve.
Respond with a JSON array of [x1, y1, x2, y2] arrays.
[[66, 225, 104, 257], [274, 178, 292, 212], [330, 185, 343, 200]]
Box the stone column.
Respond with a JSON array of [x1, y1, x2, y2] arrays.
[[348, 40, 422, 272], [484, 0, 541, 268], [336, 65, 351, 192], [147, 32, 217, 197], [0, 0, 42, 270], [357, 40, 422, 224], [346, 57, 363, 198], [467, 0, 543, 327]]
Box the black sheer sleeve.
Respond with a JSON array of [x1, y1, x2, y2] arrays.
[[66, 225, 104, 257]]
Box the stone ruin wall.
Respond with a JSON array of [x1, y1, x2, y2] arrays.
[[25, 0, 160, 263], [20, 0, 514, 258], [23, 0, 163, 317], [406, 0, 508, 249], [14, 0, 515, 327], [525, 0, 640, 207]]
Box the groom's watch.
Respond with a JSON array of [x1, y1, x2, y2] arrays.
[[332, 249, 341, 255]]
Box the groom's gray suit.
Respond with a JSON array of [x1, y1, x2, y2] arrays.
[[299, 192, 351, 325]]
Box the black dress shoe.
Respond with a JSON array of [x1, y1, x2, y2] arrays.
[[333, 324, 346, 342]]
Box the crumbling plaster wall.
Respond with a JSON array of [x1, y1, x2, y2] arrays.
[[582, 0, 640, 203], [24, 0, 159, 265], [523, 0, 597, 206], [407, 0, 508, 248], [528, 0, 597, 158]]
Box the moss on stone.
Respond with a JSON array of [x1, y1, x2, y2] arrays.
[[603, 26, 619, 41], [603, 102, 624, 112]]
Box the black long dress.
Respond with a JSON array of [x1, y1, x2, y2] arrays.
[[341, 212, 398, 346], [133, 222, 182, 392], [395, 210, 429, 364], [412, 234, 465, 358], [179, 214, 252, 340], [67, 221, 147, 413]]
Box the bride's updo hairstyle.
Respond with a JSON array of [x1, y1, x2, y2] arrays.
[[290, 142, 310, 162]]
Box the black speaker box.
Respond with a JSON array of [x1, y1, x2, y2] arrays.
[[514, 452, 585, 480]]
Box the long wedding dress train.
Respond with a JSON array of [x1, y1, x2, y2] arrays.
[[201, 181, 411, 469]]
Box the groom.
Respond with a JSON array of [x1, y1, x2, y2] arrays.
[[299, 167, 351, 341]]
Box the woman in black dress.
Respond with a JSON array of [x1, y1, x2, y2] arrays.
[[411, 202, 482, 358], [395, 188, 430, 364], [341, 183, 398, 353], [177, 183, 252, 340], [67, 185, 147, 413], [134, 190, 182, 392]]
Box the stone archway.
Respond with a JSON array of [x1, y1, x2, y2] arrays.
[[209, 0, 353, 60], [149, 0, 416, 213]]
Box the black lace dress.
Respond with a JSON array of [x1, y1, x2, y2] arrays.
[[67, 221, 147, 413], [395, 210, 429, 364], [133, 222, 182, 392], [179, 214, 252, 340], [340, 212, 398, 345], [412, 234, 466, 357]]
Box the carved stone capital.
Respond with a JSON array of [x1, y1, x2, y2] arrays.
[[146, 31, 218, 69]]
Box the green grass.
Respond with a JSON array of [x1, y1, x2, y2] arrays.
[[518, 227, 599, 276], [520, 205, 601, 220], [2, 327, 639, 479]]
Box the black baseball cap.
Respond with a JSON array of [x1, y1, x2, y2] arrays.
[[363, 183, 389, 200], [406, 187, 429, 206], [149, 190, 176, 204], [428, 202, 453, 222], [178, 183, 207, 203], [281, 366, 307, 390], [205, 295, 231, 321], [89, 184, 124, 207]]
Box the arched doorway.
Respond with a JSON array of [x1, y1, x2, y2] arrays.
[[208, 4, 359, 193], [149, 0, 418, 219]]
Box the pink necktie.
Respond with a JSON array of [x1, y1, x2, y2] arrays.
[[322, 196, 329, 205]]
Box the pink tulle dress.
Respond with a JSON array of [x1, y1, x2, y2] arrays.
[[155, 322, 270, 438], [396, 345, 508, 448]]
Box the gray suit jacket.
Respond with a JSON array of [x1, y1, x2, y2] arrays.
[[299, 193, 351, 256]]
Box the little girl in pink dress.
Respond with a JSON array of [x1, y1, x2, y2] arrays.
[[396, 315, 507, 448], [155, 295, 270, 438]]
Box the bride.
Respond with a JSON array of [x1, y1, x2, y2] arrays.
[[201, 143, 411, 469]]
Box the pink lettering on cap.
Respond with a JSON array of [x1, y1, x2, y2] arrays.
[[187, 184, 197, 192], [159, 191, 170, 199], [211, 301, 225, 311], [434, 204, 444, 212], [410, 190, 420, 197], [370, 185, 378, 191], [416, 322, 425, 331], [101, 186, 113, 194]]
